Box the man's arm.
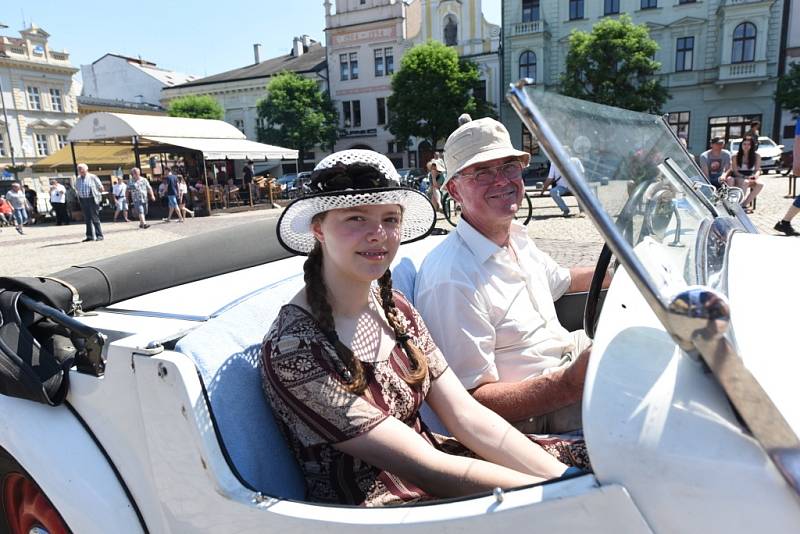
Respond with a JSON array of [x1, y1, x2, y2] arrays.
[[470, 348, 589, 421], [567, 265, 613, 293]]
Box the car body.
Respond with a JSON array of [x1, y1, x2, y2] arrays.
[[1, 87, 799, 533], [727, 136, 784, 172]]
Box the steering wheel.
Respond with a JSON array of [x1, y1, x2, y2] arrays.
[[583, 243, 612, 339]]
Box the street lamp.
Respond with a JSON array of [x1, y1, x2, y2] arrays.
[[0, 22, 18, 181]]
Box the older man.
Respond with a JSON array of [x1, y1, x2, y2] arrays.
[[415, 118, 599, 434], [129, 167, 154, 229], [4, 182, 28, 235], [75, 163, 105, 241]]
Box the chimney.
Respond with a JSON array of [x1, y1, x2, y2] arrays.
[[253, 43, 262, 64], [302, 34, 312, 49], [292, 37, 303, 57]]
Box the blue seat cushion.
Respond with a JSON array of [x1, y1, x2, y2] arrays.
[[175, 275, 306, 500]]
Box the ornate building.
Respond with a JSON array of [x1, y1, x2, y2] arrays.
[[502, 0, 788, 156], [325, 0, 421, 167], [0, 24, 79, 194]]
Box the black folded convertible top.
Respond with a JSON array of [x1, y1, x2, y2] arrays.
[[0, 217, 292, 314]]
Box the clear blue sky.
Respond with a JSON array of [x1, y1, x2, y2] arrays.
[[1, 0, 501, 80]]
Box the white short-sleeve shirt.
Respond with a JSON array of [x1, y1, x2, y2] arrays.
[[414, 219, 573, 389]]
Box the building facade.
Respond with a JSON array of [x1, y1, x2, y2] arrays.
[[325, 0, 421, 167], [777, 0, 798, 147], [0, 25, 79, 184], [502, 0, 787, 157], [413, 0, 502, 113], [162, 37, 327, 171], [81, 53, 196, 111]]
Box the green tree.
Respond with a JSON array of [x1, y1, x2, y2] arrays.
[[167, 94, 224, 120], [560, 14, 668, 113], [387, 41, 492, 150], [776, 63, 800, 117], [256, 72, 338, 166]]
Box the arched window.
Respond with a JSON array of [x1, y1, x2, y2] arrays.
[[519, 51, 536, 81], [444, 15, 458, 46], [732, 22, 756, 64]]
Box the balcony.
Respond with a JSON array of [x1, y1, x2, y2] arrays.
[[724, 0, 762, 5], [511, 20, 546, 37], [716, 60, 767, 84]]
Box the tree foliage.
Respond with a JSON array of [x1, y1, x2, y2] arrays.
[[776, 62, 800, 117], [387, 41, 493, 149], [167, 94, 224, 120], [256, 72, 338, 165], [560, 15, 668, 113]]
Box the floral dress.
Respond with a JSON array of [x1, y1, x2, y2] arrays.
[[260, 291, 587, 507]]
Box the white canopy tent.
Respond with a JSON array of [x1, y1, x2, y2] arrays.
[[67, 113, 299, 212]]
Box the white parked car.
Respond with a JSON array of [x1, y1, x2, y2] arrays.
[[1, 86, 798, 534], [727, 136, 785, 172]]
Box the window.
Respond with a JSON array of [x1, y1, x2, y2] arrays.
[[784, 124, 797, 140], [35, 133, 49, 156], [49, 88, 62, 112], [377, 97, 387, 125], [678, 0, 696, 4], [707, 114, 761, 144], [385, 48, 394, 75], [27, 87, 41, 110], [604, 0, 619, 15], [342, 100, 361, 128], [519, 51, 537, 81], [569, 0, 584, 20], [374, 49, 384, 77], [732, 22, 756, 64], [641, 0, 657, 8], [474, 80, 487, 103], [340, 54, 349, 81], [522, 0, 540, 22], [675, 36, 694, 72], [522, 130, 538, 156], [233, 119, 245, 132], [668, 111, 690, 140], [444, 15, 458, 46], [387, 141, 398, 153], [349, 52, 359, 79], [374, 48, 393, 77], [0, 135, 5, 157], [57, 134, 67, 150]]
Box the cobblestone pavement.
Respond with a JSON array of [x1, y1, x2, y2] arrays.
[[1, 171, 796, 277]]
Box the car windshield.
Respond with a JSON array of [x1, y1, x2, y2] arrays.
[[516, 87, 717, 296], [758, 137, 776, 148]]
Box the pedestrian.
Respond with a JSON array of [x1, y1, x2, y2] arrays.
[[731, 135, 763, 213], [23, 185, 38, 225], [112, 177, 130, 222], [243, 159, 254, 201], [178, 175, 194, 218], [4, 182, 28, 235], [0, 197, 12, 227], [744, 120, 761, 148], [49, 179, 69, 225], [697, 136, 732, 188], [541, 156, 585, 217], [75, 163, 105, 241], [163, 170, 184, 222], [774, 118, 800, 236], [129, 167, 154, 229], [425, 159, 444, 212]]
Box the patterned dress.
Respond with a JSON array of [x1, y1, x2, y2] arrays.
[[260, 291, 588, 507]]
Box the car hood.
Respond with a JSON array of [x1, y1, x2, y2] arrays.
[[727, 232, 800, 437]]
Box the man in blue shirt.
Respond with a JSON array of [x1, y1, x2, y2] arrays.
[[774, 118, 800, 236], [164, 170, 184, 223]]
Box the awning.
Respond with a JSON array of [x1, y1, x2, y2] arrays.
[[32, 144, 151, 171], [142, 136, 298, 161], [68, 112, 246, 142]]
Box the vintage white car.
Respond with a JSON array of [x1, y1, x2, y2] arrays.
[[1, 85, 798, 534]]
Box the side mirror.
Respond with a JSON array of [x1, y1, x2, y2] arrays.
[[777, 145, 784, 151], [666, 286, 730, 351]]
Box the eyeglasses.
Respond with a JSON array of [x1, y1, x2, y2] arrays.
[[457, 161, 523, 186]]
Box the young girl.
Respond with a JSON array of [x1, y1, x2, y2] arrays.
[[260, 150, 583, 507], [731, 136, 763, 213]]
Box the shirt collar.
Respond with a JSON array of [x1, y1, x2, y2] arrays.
[[455, 218, 528, 264]]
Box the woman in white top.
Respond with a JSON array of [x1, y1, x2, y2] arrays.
[[177, 175, 194, 218], [731, 135, 763, 214]]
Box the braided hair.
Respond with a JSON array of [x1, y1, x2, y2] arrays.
[[304, 236, 428, 394]]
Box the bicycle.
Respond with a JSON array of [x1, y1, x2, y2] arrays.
[[441, 190, 533, 227]]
